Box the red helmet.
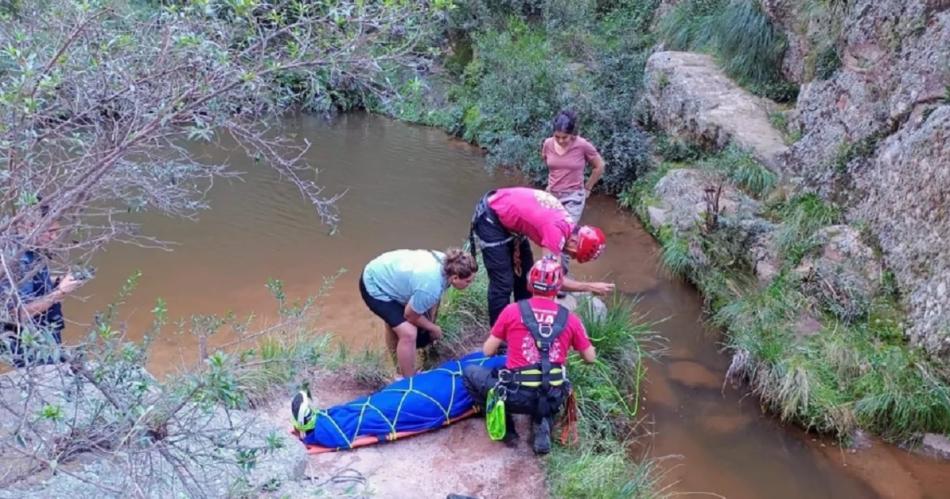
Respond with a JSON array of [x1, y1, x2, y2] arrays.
[[528, 257, 563, 298], [572, 225, 607, 263]]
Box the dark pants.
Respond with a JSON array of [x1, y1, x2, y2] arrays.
[[471, 198, 534, 326], [359, 275, 435, 348], [462, 365, 569, 424]]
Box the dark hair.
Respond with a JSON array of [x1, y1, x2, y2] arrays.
[[443, 247, 478, 279], [552, 110, 577, 135]]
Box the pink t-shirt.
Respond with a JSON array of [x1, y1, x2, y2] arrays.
[[488, 187, 574, 255], [541, 136, 601, 193], [491, 297, 592, 370]]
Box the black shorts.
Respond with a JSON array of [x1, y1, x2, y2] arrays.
[[359, 274, 435, 348]]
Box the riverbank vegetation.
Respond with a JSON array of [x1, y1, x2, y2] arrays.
[[621, 149, 950, 442], [386, 0, 658, 194]]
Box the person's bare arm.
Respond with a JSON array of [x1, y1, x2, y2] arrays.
[[404, 304, 443, 340], [579, 345, 596, 363], [585, 154, 605, 195], [20, 273, 84, 318], [561, 276, 614, 295], [483, 335, 504, 356]]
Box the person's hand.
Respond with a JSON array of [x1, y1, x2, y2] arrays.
[[587, 281, 615, 296], [584, 188, 592, 199], [429, 325, 444, 342], [57, 273, 86, 295]]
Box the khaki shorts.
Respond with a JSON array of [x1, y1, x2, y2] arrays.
[[550, 189, 586, 274]]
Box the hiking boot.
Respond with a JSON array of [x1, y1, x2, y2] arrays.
[[532, 418, 551, 455], [502, 426, 520, 448]]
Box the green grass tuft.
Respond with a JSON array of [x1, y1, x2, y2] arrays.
[[659, 227, 692, 276], [773, 193, 841, 264], [701, 145, 777, 197], [549, 293, 662, 498], [658, 0, 798, 101], [547, 442, 662, 499]]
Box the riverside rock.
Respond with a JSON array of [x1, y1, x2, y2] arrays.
[[798, 225, 884, 322], [643, 51, 789, 172]]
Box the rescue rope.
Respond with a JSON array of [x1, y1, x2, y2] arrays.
[[312, 361, 487, 449]]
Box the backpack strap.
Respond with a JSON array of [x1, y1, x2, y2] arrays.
[[517, 300, 569, 392]]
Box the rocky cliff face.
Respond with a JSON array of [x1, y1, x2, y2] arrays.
[[783, 0, 949, 356], [645, 0, 949, 359], [851, 106, 950, 355], [786, 2, 948, 185]]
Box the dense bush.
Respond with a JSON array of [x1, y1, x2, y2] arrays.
[[391, 3, 657, 194]]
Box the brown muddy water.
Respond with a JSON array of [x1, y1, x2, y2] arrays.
[[65, 113, 949, 498]]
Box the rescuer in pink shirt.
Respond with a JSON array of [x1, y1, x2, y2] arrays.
[[468, 186, 614, 325]]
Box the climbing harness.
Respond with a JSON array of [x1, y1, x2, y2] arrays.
[[468, 192, 526, 276]]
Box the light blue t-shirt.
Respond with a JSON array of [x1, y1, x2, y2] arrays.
[[362, 250, 447, 314]]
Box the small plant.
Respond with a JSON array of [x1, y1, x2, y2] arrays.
[[654, 133, 703, 162], [330, 346, 391, 390], [703, 183, 723, 231], [774, 193, 841, 264], [660, 228, 693, 276], [769, 111, 789, 134], [834, 132, 885, 173], [815, 45, 841, 80], [701, 145, 777, 197]]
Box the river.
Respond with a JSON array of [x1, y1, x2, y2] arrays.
[[66, 113, 949, 498]]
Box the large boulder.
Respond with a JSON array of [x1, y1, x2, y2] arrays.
[[849, 106, 950, 355], [643, 51, 789, 172], [649, 168, 762, 232], [797, 225, 884, 322]]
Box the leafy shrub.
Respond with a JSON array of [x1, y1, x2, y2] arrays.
[[815, 45, 841, 80], [440, 7, 655, 192]]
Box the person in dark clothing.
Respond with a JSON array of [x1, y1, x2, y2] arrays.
[[1, 206, 86, 366]]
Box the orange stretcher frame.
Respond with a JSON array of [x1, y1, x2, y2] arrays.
[[292, 406, 481, 454]]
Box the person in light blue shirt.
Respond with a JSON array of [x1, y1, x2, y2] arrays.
[[359, 247, 478, 377]]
